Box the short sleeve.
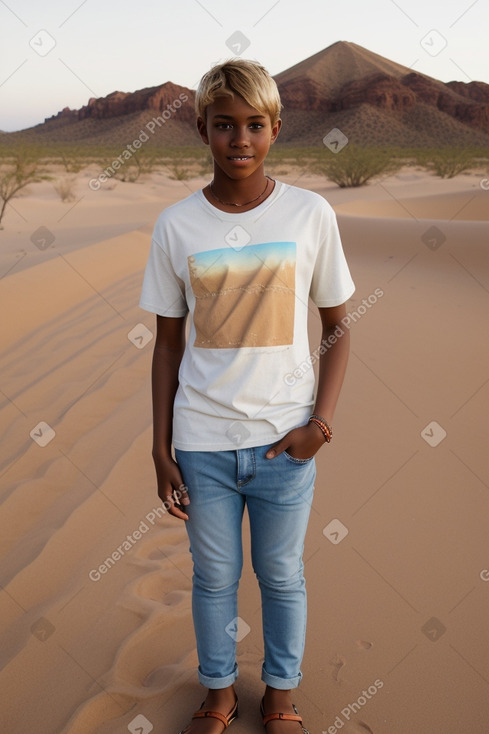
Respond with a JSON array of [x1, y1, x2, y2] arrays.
[[309, 201, 355, 307], [139, 229, 188, 317]]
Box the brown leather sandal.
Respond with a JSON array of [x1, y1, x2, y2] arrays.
[[260, 697, 309, 733], [178, 696, 238, 733]]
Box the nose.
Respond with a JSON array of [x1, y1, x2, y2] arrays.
[[231, 125, 250, 148]]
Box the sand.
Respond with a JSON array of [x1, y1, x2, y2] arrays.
[[190, 252, 296, 348], [1, 165, 488, 734]]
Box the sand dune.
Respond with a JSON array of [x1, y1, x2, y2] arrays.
[[190, 255, 296, 348], [335, 187, 489, 220], [1, 169, 488, 733]]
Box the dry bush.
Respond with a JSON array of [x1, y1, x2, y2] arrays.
[[198, 152, 214, 177], [112, 159, 141, 182], [314, 145, 402, 187], [102, 152, 158, 183], [53, 176, 77, 202], [137, 153, 158, 174], [166, 162, 192, 180], [0, 153, 42, 226], [60, 152, 84, 173], [417, 148, 477, 178]]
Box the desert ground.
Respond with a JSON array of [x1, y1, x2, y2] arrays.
[[1, 162, 488, 733]]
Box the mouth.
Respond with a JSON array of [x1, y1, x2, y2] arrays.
[[228, 155, 253, 161]]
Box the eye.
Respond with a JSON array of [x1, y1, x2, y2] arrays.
[[250, 123, 264, 130], [215, 122, 233, 129]]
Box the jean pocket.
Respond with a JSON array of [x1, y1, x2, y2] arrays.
[[282, 450, 315, 465]]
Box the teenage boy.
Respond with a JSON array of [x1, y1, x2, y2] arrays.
[[140, 59, 355, 734]]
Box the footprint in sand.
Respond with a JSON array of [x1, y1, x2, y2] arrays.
[[330, 641, 373, 683], [330, 653, 347, 682], [342, 722, 374, 733], [354, 639, 373, 651], [132, 529, 188, 561], [132, 570, 190, 605]]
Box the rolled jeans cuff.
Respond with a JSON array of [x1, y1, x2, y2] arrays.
[[261, 665, 302, 690], [198, 663, 238, 689]]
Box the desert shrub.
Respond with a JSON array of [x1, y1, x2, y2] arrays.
[[53, 176, 76, 202], [110, 154, 142, 182], [417, 148, 477, 178], [109, 151, 160, 181], [92, 149, 164, 184], [60, 152, 85, 173], [166, 162, 191, 180], [132, 151, 160, 175], [313, 145, 402, 187], [0, 152, 43, 225], [113, 162, 140, 182], [198, 152, 214, 177]]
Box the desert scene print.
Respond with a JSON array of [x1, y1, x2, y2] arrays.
[[188, 241, 296, 348]]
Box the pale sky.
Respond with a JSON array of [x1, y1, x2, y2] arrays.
[[1, 0, 488, 131]]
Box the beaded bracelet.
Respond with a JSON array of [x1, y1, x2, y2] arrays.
[[309, 414, 333, 443]]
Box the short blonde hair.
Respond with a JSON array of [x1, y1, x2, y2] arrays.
[[195, 59, 282, 124]]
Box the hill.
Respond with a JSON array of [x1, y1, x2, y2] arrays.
[[275, 41, 489, 146], [4, 41, 489, 148]]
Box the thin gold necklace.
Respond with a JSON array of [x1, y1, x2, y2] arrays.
[[209, 176, 274, 207]]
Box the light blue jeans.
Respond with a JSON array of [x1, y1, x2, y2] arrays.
[[174, 442, 315, 690]]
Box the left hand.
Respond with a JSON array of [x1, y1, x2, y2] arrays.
[[265, 422, 326, 460]]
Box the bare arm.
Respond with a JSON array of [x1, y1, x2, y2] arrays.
[[312, 303, 350, 424], [151, 314, 190, 520], [266, 303, 350, 459]]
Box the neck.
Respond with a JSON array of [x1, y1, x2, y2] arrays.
[[210, 176, 273, 207], [211, 167, 269, 203]]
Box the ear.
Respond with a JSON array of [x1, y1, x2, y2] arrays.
[[197, 116, 210, 145], [270, 118, 282, 144]]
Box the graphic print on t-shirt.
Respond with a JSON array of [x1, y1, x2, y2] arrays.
[[188, 241, 296, 349]]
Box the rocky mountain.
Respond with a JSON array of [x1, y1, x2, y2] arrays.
[[48, 82, 195, 124], [274, 41, 489, 146], [6, 41, 489, 148]]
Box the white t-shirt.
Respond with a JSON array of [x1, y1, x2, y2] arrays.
[[139, 180, 355, 451]]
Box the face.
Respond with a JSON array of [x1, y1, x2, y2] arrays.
[[197, 94, 281, 181]]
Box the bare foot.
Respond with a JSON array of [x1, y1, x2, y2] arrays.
[[179, 686, 237, 734], [262, 687, 307, 733]]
